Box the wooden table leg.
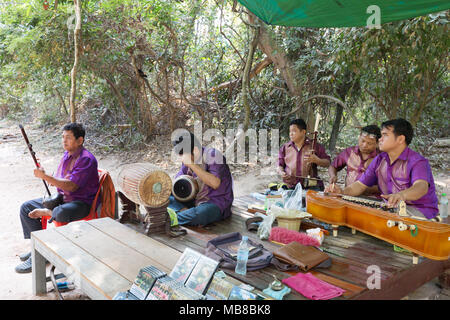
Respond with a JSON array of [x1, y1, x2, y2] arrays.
[[31, 238, 47, 296], [332, 225, 339, 237]]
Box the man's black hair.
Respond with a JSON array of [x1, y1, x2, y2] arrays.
[[289, 118, 307, 131], [63, 123, 85, 140], [361, 124, 381, 140], [381, 118, 414, 145], [172, 131, 202, 155]]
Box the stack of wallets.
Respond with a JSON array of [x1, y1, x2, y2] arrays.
[[144, 204, 169, 235]]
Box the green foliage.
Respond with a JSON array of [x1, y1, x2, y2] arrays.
[[334, 13, 449, 125], [0, 1, 448, 156]]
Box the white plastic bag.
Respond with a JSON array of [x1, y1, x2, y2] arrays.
[[270, 203, 312, 219], [257, 213, 275, 240], [282, 183, 303, 211], [257, 202, 283, 240]]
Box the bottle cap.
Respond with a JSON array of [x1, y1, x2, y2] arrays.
[[443, 193, 447, 196], [242, 236, 248, 241]]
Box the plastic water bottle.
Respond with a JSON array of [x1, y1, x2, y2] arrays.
[[251, 193, 266, 202], [235, 236, 249, 275], [439, 193, 448, 218]]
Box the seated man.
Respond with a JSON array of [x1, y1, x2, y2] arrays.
[[328, 125, 381, 195], [16, 123, 100, 273], [169, 131, 234, 226], [278, 118, 331, 190], [326, 118, 439, 220]]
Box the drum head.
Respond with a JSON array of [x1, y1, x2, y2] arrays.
[[172, 175, 198, 202]]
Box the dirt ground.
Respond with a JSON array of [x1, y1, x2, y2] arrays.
[[0, 118, 448, 300]]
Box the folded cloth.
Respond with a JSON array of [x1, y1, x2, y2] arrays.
[[282, 272, 345, 300], [262, 286, 291, 300]]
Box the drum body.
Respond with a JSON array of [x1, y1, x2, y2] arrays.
[[172, 175, 199, 203], [117, 163, 172, 208]]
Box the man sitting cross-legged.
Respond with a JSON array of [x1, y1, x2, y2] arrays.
[[169, 131, 234, 227]]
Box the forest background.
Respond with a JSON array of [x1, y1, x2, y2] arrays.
[[0, 0, 448, 166]]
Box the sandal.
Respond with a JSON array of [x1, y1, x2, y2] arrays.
[[169, 225, 187, 237]]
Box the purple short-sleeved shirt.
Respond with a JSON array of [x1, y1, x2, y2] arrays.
[[55, 146, 99, 206], [331, 146, 379, 186], [278, 139, 331, 189], [358, 147, 438, 219], [175, 148, 234, 219]]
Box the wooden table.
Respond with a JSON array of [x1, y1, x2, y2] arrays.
[[149, 195, 450, 300], [31, 217, 181, 299]]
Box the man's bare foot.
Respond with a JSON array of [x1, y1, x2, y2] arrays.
[[28, 208, 52, 219]]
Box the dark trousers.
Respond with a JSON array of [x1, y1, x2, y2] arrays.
[[19, 197, 91, 239]]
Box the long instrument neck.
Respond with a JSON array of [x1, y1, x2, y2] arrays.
[[19, 124, 51, 196], [306, 131, 318, 176]]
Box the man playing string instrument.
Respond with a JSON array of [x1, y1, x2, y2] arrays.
[[326, 118, 439, 220], [15, 123, 100, 273], [328, 125, 381, 196], [278, 118, 331, 191]]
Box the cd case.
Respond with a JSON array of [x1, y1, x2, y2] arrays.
[[184, 254, 219, 295], [129, 265, 167, 300], [112, 248, 220, 300]]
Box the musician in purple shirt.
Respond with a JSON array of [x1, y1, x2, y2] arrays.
[[170, 131, 234, 226], [16, 123, 99, 273], [326, 119, 439, 220], [278, 118, 331, 190], [328, 125, 380, 195]]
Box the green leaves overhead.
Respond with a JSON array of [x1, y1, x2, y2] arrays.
[[0, 1, 447, 149]]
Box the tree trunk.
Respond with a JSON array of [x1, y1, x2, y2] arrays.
[[104, 77, 142, 134], [69, 0, 82, 123], [250, 14, 304, 117], [305, 105, 316, 133], [242, 26, 259, 132], [54, 88, 68, 116], [129, 49, 154, 136], [328, 103, 344, 154]]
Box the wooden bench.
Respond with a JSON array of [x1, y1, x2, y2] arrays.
[[31, 195, 450, 300], [31, 217, 181, 299]]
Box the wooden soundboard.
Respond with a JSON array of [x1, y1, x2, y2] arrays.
[[306, 190, 450, 262]]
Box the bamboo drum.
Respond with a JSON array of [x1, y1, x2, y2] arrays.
[[117, 163, 172, 208]]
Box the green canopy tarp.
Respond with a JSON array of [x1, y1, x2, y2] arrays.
[[237, 0, 449, 27]]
